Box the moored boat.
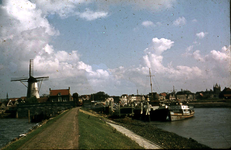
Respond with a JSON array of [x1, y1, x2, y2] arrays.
[[150, 103, 194, 121], [168, 103, 194, 121]]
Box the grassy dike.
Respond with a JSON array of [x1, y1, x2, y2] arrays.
[[2, 110, 69, 150], [78, 111, 143, 149], [2, 108, 143, 149]]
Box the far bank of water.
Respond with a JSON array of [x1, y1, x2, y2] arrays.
[[151, 108, 231, 149], [0, 119, 37, 149]]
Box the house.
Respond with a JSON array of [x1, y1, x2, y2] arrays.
[[166, 93, 176, 101], [49, 87, 72, 102], [0, 102, 7, 113], [127, 94, 144, 104], [79, 95, 91, 101], [176, 89, 195, 101], [120, 94, 128, 105], [105, 97, 114, 106], [196, 84, 221, 99], [159, 93, 167, 101], [219, 87, 231, 99], [7, 98, 19, 107]]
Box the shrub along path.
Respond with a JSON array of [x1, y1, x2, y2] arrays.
[[18, 107, 80, 149]]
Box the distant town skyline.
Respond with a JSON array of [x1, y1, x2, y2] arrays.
[[0, 0, 230, 99]]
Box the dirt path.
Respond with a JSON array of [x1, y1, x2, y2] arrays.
[[19, 107, 80, 149]]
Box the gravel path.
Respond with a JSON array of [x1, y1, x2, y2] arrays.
[[18, 107, 80, 149], [106, 121, 162, 149]]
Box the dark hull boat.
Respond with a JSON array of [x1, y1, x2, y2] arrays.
[[150, 103, 194, 121]]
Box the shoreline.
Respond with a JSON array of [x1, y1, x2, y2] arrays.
[[188, 101, 231, 108], [111, 116, 211, 149], [83, 108, 211, 149]]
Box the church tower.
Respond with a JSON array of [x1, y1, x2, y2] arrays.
[[213, 83, 221, 93]]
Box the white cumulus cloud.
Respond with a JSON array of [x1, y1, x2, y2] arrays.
[[76, 8, 109, 21], [196, 32, 208, 39], [173, 17, 186, 26], [142, 21, 155, 27]]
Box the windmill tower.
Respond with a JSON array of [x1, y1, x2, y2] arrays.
[[11, 59, 49, 98]]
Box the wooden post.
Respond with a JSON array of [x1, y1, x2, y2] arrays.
[[28, 110, 30, 123], [16, 111, 18, 119], [119, 103, 121, 117], [132, 103, 134, 116], [146, 102, 150, 122], [110, 100, 113, 115], [140, 102, 143, 120]]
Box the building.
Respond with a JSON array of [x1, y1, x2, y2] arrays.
[[49, 87, 72, 102], [219, 87, 231, 99], [176, 89, 195, 101], [79, 95, 91, 102], [159, 93, 167, 101], [166, 93, 176, 101], [120, 94, 128, 105], [196, 83, 221, 99]]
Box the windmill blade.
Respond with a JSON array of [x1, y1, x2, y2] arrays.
[[35, 76, 49, 81], [11, 77, 28, 82], [29, 59, 34, 77]]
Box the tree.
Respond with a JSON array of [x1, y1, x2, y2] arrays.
[[25, 96, 38, 103], [91, 91, 109, 101], [73, 93, 79, 106]]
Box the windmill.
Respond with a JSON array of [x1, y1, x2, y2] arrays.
[[11, 59, 49, 98]]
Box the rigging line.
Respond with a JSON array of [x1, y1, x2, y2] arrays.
[[142, 76, 149, 95], [152, 75, 161, 92]]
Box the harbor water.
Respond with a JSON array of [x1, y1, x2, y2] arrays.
[[151, 108, 231, 149], [0, 118, 37, 149]]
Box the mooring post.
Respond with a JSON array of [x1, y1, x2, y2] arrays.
[[28, 109, 30, 123], [140, 102, 143, 120], [146, 102, 150, 122], [119, 103, 121, 117], [16, 110, 18, 119], [132, 103, 134, 116], [110, 100, 113, 115]]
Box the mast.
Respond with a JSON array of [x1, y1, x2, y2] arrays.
[[149, 68, 153, 94]]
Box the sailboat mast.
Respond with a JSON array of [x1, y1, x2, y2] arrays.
[[149, 68, 153, 94]]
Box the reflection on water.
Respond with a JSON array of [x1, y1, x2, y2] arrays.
[[151, 108, 231, 149], [0, 119, 37, 148]]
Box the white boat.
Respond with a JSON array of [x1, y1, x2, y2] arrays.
[[150, 103, 194, 121]]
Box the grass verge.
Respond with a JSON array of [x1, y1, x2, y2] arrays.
[[2, 110, 69, 150], [78, 111, 143, 149]]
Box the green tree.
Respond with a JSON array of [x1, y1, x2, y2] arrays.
[[73, 93, 79, 106], [91, 91, 109, 101], [25, 96, 38, 103]]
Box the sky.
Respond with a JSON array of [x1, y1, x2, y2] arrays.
[[0, 0, 230, 99]]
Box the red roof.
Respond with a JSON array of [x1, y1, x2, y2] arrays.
[[9, 98, 19, 102], [50, 89, 70, 96], [160, 93, 167, 97]]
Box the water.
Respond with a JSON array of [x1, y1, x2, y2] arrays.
[[151, 108, 231, 149], [0, 119, 37, 149]]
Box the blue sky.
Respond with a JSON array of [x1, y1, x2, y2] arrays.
[[0, 0, 230, 98]]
